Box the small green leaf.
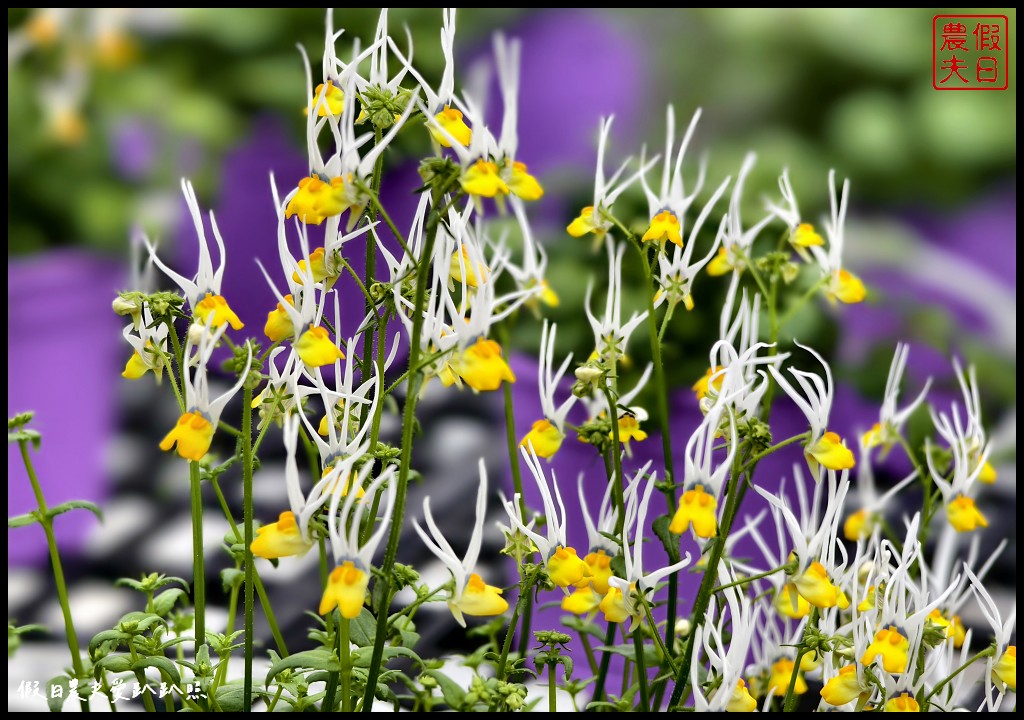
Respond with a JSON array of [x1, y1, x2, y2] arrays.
[[266, 648, 340, 684], [89, 629, 130, 653], [422, 670, 465, 710], [46, 676, 70, 712], [561, 615, 606, 640], [93, 654, 133, 675], [47, 500, 103, 523], [350, 645, 419, 668], [7, 513, 39, 529], [214, 682, 248, 712], [132, 655, 181, 686], [349, 607, 377, 647], [152, 588, 188, 617], [220, 568, 244, 593]]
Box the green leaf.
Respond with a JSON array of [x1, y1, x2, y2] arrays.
[[349, 607, 377, 647], [94, 654, 133, 675], [220, 568, 244, 593], [594, 643, 660, 666], [46, 676, 70, 712], [391, 615, 420, 649], [422, 670, 465, 710], [89, 629, 130, 653], [133, 655, 181, 686], [266, 648, 340, 684], [152, 588, 188, 617], [351, 645, 419, 669], [214, 683, 248, 712], [652, 514, 677, 555], [7, 512, 38, 528], [8, 428, 42, 448], [46, 500, 103, 522]]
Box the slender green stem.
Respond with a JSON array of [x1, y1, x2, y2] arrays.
[[363, 187, 417, 265], [548, 662, 558, 712], [779, 277, 827, 326], [495, 585, 528, 682], [498, 322, 528, 519], [639, 594, 676, 672], [340, 618, 352, 712], [739, 432, 810, 476], [668, 444, 747, 709], [924, 646, 994, 704], [241, 379, 255, 712], [591, 622, 618, 705], [18, 441, 89, 712], [713, 564, 788, 594], [580, 632, 598, 675], [516, 593, 533, 670], [781, 608, 818, 711], [323, 613, 340, 712], [602, 385, 626, 536], [189, 461, 206, 657], [361, 189, 445, 711], [634, 631, 650, 712], [635, 240, 682, 659], [217, 421, 242, 438]]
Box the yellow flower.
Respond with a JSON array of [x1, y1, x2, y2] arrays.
[[520, 419, 564, 459], [429, 106, 472, 148], [460, 159, 509, 198], [294, 326, 345, 368], [613, 415, 648, 451], [507, 161, 544, 201], [766, 658, 807, 697], [843, 508, 871, 541], [264, 294, 295, 343], [978, 460, 998, 484], [195, 293, 245, 331], [160, 412, 215, 462], [773, 582, 812, 619], [807, 431, 856, 471], [693, 366, 724, 401], [562, 585, 602, 615], [285, 175, 347, 226], [949, 615, 967, 648], [584, 550, 614, 595], [642, 210, 683, 247], [599, 585, 631, 624], [862, 422, 884, 449], [860, 626, 909, 674], [94, 30, 138, 70], [726, 679, 758, 712], [451, 573, 508, 623], [307, 81, 345, 117], [792, 223, 824, 248], [454, 338, 516, 392], [536, 279, 560, 308], [448, 246, 489, 288], [793, 561, 843, 608], [319, 561, 369, 619], [946, 495, 988, 533], [820, 664, 863, 707], [706, 247, 734, 276], [857, 585, 879, 613], [293, 247, 330, 283], [883, 692, 920, 712], [993, 645, 1016, 692], [251, 511, 313, 559], [567, 206, 605, 238], [122, 348, 152, 380], [668, 484, 718, 538], [546, 546, 591, 589], [827, 269, 866, 304]]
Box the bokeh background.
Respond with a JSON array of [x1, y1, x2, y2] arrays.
[[7, 7, 1016, 710]]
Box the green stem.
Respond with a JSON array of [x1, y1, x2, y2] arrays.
[[580, 631, 598, 675], [18, 441, 89, 712], [189, 461, 206, 658], [781, 608, 818, 711], [602, 385, 626, 536], [360, 188, 445, 711], [548, 662, 557, 712], [635, 240, 681, 659], [516, 593, 533, 670], [779, 277, 827, 326], [495, 585, 528, 682], [712, 564, 788, 594], [738, 432, 810, 476], [634, 630, 650, 712], [924, 647, 994, 704], [668, 446, 747, 709], [340, 618, 352, 712], [591, 622, 618, 704], [498, 323, 527, 519], [242, 379, 255, 713]]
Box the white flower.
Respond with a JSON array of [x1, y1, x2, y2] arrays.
[[691, 576, 761, 712], [862, 343, 932, 451], [639, 105, 707, 234], [709, 153, 773, 276], [585, 237, 649, 365], [413, 459, 509, 627]]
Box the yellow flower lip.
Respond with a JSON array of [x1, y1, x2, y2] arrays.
[[642, 209, 683, 247], [828, 268, 866, 304], [519, 418, 564, 459], [599, 584, 631, 624], [947, 494, 988, 532], [820, 663, 863, 707], [693, 366, 725, 401], [561, 585, 602, 616], [250, 510, 313, 559], [993, 645, 1016, 692], [793, 560, 843, 609], [706, 247, 734, 276], [546, 545, 591, 589], [159, 411, 215, 462], [460, 159, 510, 198], [264, 293, 295, 342], [429, 105, 472, 148], [766, 657, 807, 697], [792, 222, 824, 248], [583, 549, 614, 595], [285, 174, 348, 226], [669, 483, 718, 538], [453, 337, 516, 393], [567, 206, 605, 238], [308, 81, 345, 117], [195, 293, 245, 331], [843, 508, 870, 541], [807, 430, 855, 471], [725, 678, 758, 713], [507, 161, 544, 201], [451, 572, 508, 622], [294, 325, 345, 368], [884, 692, 920, 712], [319, 560, 369, 619], [860, 625, 909, 674], [773, 582, 811, 619]]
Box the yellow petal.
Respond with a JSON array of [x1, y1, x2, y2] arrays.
[[883, 692, 920, 712], [793, 561, 842, 608], [519, 419, 564, 459], [993, 646, 1016, 692], [827, 269, 866, 304], [453, 573, 509, 620], [820, 664, 863, 706], [264, 294, 295, 342], [195, 293, 245, 330], [285, 175, 348, 226], [159, 412, 214, 462], [641, 210, 682, 247], [455, 338, 516, 392], [706, 247, 733, 276], [792, 223, 824, 248], [726, 679, 758, 712], [860, 626, 909, 674], [599, 586, 630, 624], [508, 161, 544, 201], [294, 326, 345, 368], [293, 248, 330, 283], [843, 508, 870, 541], [584, 550, 614, 595], [308, 82, 345, 117], [429, 106, 472, 148], [319, 561, 369, 619], [767, 658, 807, 697], [251, 511, 313, 559], [773, 583, 811, 619], [546, 546, 591, 589], [448, 246, 490, 288], [567, 206, 604, 238], [668, 484, 718, 539], [946, 495, 988, 533], [561, 585, 602, 615], [807, 431, 855, 471], [692, 366, 724, 401], [122, 350, 150, 380], [460, 160, 509, 198]]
